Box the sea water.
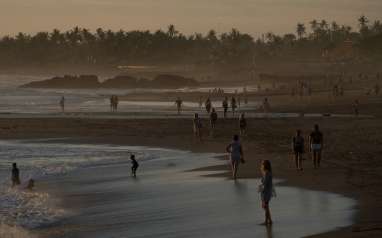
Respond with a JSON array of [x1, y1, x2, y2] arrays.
[[0, 140, 356, 238]]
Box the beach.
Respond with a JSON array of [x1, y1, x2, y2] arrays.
[[0, 75, 381, 237]]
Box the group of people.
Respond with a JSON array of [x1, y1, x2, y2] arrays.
[[225, 134, 274, 226], [291, 124, 324, 170], [110, 95, 119, 112]]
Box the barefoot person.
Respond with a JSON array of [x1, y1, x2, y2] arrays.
[[175, 97, 183, 115], [226, 135, 244, 180], [193, 113, 202, 141], [222, 97, 228, 118], [239, 113, 247, 136], [209, 108, 218, 136], [309, 124, 323, 169], [11, 163, 20, 187], [292, 130, 305, 170], [231, 97, 237, 116], [205, 97, 212, 114], [130, 154, 139, 177], [259, 160, 273, 226]]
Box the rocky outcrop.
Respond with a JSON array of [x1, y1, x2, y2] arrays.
[[21, 74, 199, 89], [20, 75, 101, 88]]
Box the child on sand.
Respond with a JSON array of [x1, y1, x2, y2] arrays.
[[130, 154, 139, 177], [292, 130, 305, 170], [259, 160, 273, 226], [226, 135, 244, 180]]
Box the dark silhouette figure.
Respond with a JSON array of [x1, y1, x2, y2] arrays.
[[130, 154, 139, 177], [11, 163, 20, 187], [292, 130, 305, 170]]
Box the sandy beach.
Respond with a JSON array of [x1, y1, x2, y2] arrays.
[[0, 88, 381, 237]]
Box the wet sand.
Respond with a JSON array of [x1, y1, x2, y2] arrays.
[[0, 91, 382, 237]]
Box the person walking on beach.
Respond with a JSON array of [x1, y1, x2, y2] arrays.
[[130, 154, 139, 177], [210, 108, 218, 136], [11, 163, 20, 187], [175, 97, 183, 115], [231, 97, 237, 116], [226, 135, 245, 180], [309, 124, 323, 169], [205, 98, 212, 114], [239, 113, 247, 136], [59, 96, 65, 113], [110, 95, 114, 112], [114, 96, 119, 112], [222, 97, 229, 118], [259, 160, 273, 226], [292, 130, 305, 170], [193, 113, 202, 141]]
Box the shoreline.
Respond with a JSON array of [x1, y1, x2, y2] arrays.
[[1, 115, 381, 237]]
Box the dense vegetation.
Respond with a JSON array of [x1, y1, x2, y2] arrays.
[[0, 16, 380, 69]]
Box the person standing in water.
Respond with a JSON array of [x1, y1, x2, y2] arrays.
[[226, 135, 244, 180], [239, 113, 247, 136], [59, 96, 65, 113], [205, 97, 212, 114], [193, 113, 202, 141], [309, 124, 323, 169], [292, 130, 305, 170], [130, 154, 139, 177], [259, 160, 273, 226], [11, 163, 20, 187], [209, 108, 218, 136], [222, 97, 228, 118], [231, 97, 237, 116], [175, 97, 183, 115]]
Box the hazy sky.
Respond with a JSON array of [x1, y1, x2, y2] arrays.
[[1, 0, 381, 37]]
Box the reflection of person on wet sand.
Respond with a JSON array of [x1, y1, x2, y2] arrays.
[[175, 97, 183, 115], [259, 160, 273, 226], [11, 163, 20, 187], [130, 154, 139, 177], [226, 135, 244, 180]]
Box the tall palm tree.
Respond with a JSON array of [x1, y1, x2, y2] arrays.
[[296, 23, 306, 39]]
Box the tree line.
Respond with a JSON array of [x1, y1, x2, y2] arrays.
[[0, 16, 381, 69]]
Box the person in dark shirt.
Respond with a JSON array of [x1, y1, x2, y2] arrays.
[[130, 154, 139, 177], [210, 108, 218, 136], [292, 130, 305, 170], [309, 124, 323, 169], [259, 160, 273, 226], [11, 163, 20, 187], [222, 97, 228, 118]]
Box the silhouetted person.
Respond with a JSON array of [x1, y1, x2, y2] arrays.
[[292, 130, 305, 170], [226, 135, 244, 180], [259, 160, 273, 226], [11, 163, 20, 187], [263, 98, 270, 113], [205, 98, 212, 114], [59, 96, 65, 113], [309, 124, 323, 169], [210, 108, 218, 136], [222, 97, 228, 118], [175, 97, 183, 115], [130, 154, 139, 177], [239, 113, 247, 136], [193, 113, 202, 141], [231, 97, 237, 116]]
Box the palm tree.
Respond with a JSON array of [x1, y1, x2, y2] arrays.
[[296, 23, 306, 39]]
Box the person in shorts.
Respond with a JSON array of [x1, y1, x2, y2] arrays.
[[259, 160, 273, 226], [309, 124, 323, 169], [226, 135, 244, 180]]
